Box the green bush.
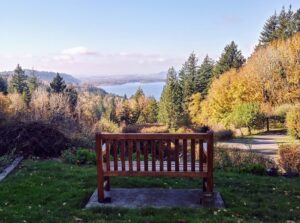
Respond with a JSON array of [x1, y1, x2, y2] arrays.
[[76, 148, 96, 165], [286, 104, 300, 139], [278, 144, 300, 173], [61, 148, 96, 165], [240, 163, 266, 175], [61, 149, 77, 164]]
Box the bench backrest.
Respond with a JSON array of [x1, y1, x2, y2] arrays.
[[96, 132, 214, 174]]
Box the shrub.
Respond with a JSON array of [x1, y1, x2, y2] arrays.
[[61, 148, 96, 165], [240, 164, 266, 175], [76, 148, 96, 165], [214, 130, 234, 141], [278, 144, 300, 173], [286, 104, 300, 139], [0, 121, 68, 157], [214, 146, 275, 172], [61, 149, 77, 164], [93, 118, 120, 133]]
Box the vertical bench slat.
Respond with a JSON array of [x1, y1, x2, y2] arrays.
[[128, 140, 133, 171], [121, 140, 125, 171], [167, 140, 171, 171], [96, 134, 104, 202], [144, 141, 148, 171], [151, 140, 156, 171], [113, 141, 118, 171], [191, 139, 195, 171], [199, 139, 204, 171], [136, 141, 141, 171], [206, 132, 214, 192], [105, 141, 110, 171], [175, 139, 179, 171], [183, 139, 187, 171], [159, 140, 163, 171]]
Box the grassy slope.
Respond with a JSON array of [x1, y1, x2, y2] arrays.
[[0, 160, 299, 223]]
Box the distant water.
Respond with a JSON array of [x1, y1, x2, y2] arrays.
[[99, 81, 165, 100]]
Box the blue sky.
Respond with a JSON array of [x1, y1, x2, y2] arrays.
[[1, 0, 300, 77]]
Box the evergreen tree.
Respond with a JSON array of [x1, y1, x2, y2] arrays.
[[259, 12, 278, 44], [158, 67, 183, 128], [65, 86, 78, 112], [0, 77, 8, 94], [213, 41, 245, 77], [276, 6, 294, 39], [9, 64, 27, 94], [293, 8, 300, 32], [195, 55, 214, 96], [22, 85, 31, 107], [50, 73, 66, 93], [132, 87, 144, 101], [119, 100, 131, 125], [27, 70, 39, 93], [146, 97, 158, 123], [179, 53, 198, 101], [104, 97, 117, 122]]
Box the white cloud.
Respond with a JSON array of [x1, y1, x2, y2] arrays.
[[61, 46, 98, 56]]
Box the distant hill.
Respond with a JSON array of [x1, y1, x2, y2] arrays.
[[80, 71, 167, 85], [0, 69, 81, 85]]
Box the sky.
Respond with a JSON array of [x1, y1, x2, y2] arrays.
[[1, 0, 300, 77]]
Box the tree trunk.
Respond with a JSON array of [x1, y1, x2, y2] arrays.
[[266, 117, 270, 132], [248, 126, 252, 135]]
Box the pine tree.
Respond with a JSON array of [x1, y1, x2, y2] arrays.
[[158, 67, 183, 128], [259, 12, 278, 44], [65, 86, 78, 112], [132, 87, 144, 101], [27, 70, 39, 93], [22, 85, 31, 107], [9, 64, 27, 94], [195, 55, 214, 96], [146, 97, 158, 123], [276, 6, 294, 39], [0, 77, 8, 94], [179, 53, 198, 101], [293, 8, 300, 32], [50, 73, 66, 93], [213, 41, 245, 77]]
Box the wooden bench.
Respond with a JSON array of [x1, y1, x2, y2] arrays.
[[96, 132, 214, 203]]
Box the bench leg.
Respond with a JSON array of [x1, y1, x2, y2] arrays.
[[202, 178, 207, 192], [203, 177, 213, 193], [98, 175, 105, 203], [104, 176, 110, 191]]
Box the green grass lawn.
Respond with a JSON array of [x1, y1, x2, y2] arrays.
[[0, 160, 299, 223]]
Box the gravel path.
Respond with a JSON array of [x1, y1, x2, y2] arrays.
[[217, 134, 288, 159]]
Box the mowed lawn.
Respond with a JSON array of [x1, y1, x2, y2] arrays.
[[0, 160, 299, 223]]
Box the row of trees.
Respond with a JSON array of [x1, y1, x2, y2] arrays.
[[0, 65, 159, 136], [260, 5, 300, 44], [158, 41, 245, 128], [191, 32, 300, 133]]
